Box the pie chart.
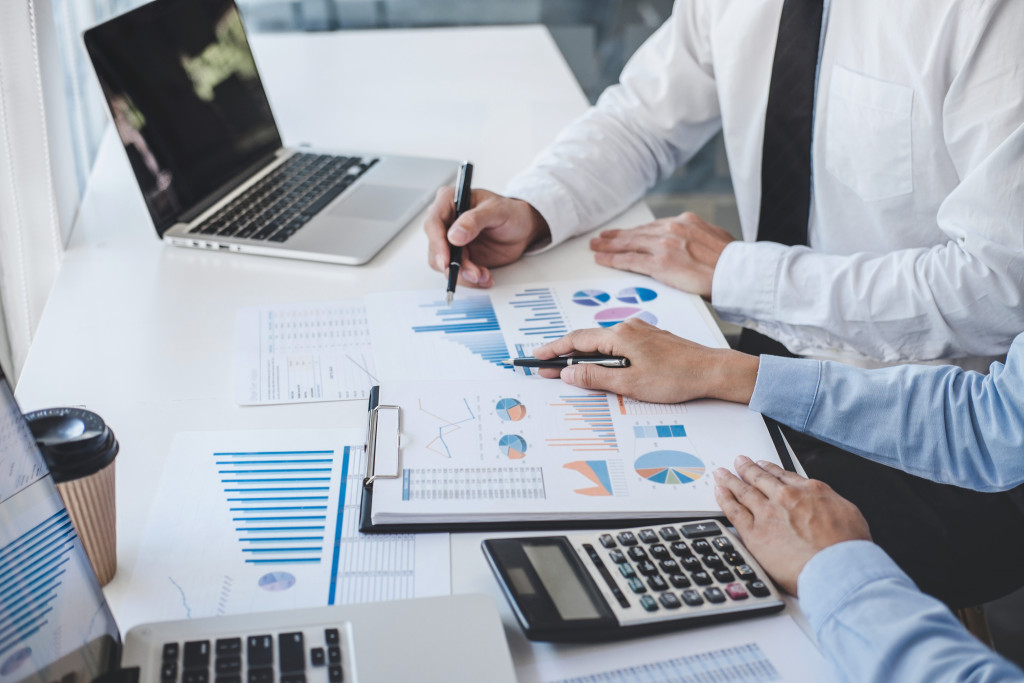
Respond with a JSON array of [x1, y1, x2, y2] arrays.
[[499, 434, 528, 459], [573, 289, 611, 306], [495, 398, 526, 421], [634, 450, 705, 484], [617, 286, 658, 304], [594, 307, 658, 328], [258, 571, 296, 591]]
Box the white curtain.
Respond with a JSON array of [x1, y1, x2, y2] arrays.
[[0, 0, 79, 384]]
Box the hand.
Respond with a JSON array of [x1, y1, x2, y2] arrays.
[[713, 456, 872, 596], [589, 212, 735, 299], [531, 319, 760, 404], [424, 187, 551, 288]]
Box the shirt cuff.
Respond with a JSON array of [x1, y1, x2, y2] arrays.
[[711, 241, 788, 324], [797, 540, 912, 638], [749, 355, 822, 432], [505, 174, 581, 254]]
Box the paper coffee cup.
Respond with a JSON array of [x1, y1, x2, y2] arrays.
[[25, 407, 119, 585]]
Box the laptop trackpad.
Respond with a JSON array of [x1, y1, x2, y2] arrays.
[[328, 184, 422, 221]]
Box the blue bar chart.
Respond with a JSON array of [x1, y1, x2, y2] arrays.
[[508, 288, 568, 339], [633, 424, 687, 438], [412, 296, 511, 369]]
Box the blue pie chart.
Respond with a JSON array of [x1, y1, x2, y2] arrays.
[[258, 571, 296, 591], [594, 307, 658, 328], [617, 287, 658, 304], [572, 289, 611, 306], [499, 434, 528, 459]]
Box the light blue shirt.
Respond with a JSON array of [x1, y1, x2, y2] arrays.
[[749, 332, 1024, 681]]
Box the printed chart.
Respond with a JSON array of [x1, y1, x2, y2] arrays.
[[563, 460, 627, 497], [401, 466, 546, 501], [634, 450, 706, 485], [548, 643, 781, 683], [546, 393, 618, 452]]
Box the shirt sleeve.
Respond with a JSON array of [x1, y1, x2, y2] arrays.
[[712, 1, 1024, 362], [749, 332, 1024, 492], [504, 1, 721, 248], [798, 541, 1024, 683]]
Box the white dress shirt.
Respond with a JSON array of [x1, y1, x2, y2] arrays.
[[505, 0, 1024, 368]]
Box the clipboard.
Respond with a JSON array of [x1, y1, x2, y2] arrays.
[[359, 386, 796, 534]]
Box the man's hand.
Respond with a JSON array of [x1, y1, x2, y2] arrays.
[[589, 212, 735, 299], [713, 456, 873, 596], [424, 187, 551, 288], [531, 319, 760, 405]]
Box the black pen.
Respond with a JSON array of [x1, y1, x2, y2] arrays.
[[446, 161, 474, 305], [501, 355, 631, 369]]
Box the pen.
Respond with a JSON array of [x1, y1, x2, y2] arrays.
[[446, 161, 474, 305], [501, 355, 631, 369]]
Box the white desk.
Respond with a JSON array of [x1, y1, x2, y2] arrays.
[[16, 26, 826, 681]]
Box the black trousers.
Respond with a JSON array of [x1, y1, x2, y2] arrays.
[[739, 329, 1024, 608]]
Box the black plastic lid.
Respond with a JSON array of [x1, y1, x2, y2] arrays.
[[24, 407, 119, 483]]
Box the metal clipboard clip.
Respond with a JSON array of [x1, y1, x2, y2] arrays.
[[365, 402, 402, 487]]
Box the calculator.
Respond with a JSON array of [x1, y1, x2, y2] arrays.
[[482, 520, 785, 641]]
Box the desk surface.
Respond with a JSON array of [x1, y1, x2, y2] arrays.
[[15, 25, 824, 682]]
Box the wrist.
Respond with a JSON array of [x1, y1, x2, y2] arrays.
[[519, 200, 552, 250], [707, 350, 759, 404]]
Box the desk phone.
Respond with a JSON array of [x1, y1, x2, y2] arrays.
[[482, 520, 785, 641]]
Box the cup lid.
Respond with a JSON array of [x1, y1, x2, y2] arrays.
[[24, 407, 118, 482]]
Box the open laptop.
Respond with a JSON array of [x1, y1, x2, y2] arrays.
[[83, 0, 457, 265], [0, 369, 516, 683]]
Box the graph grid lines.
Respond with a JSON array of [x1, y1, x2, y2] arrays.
[[549, 643, 781, 683]]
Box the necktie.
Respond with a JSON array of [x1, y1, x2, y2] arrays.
[[738, 0, 823, 357]]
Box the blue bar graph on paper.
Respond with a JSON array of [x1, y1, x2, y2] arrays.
[[510, 288, 568, 339], [633, 425, 687, 438], [412, 296, 511, 369], [216, 450, 334, 565], [0, 509, 77, 657]]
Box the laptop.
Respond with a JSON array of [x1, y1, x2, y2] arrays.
[[83, 0, 457, 265], [0, 369, 517, 683]]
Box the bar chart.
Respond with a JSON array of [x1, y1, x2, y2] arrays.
[[412, 296, 511, 369], [546, 393, 619, 452], [506, 287, 569, 339]]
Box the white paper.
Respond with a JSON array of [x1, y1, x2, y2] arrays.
[[118, 429, 449, 631], [520, 614, 836, 683], [235, 301, 377, 405], [365, 276, 723, 382]]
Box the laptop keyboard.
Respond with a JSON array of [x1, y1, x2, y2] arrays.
[[190, 153, 378, 243], [159, 627, 354, 683]]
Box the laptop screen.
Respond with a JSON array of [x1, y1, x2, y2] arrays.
[[84, 0, 282, 235], [0, 371, 121, 683]]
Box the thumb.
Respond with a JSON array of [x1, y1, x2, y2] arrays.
[[447, 202, 506, 246]]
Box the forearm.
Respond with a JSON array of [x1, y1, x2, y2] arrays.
[[799, 542, 1023, 683]]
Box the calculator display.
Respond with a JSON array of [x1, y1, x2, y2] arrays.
[[523, 542, 602, 620]]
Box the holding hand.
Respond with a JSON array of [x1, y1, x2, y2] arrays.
[[424, 187, 551, 289], [532, 319, 760, 405], [590, 212, 735, 299], [713, 456, 873, 596]]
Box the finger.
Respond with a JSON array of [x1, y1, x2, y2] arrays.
[[560, 364, 626, 394], [713, 466, 770, 511], [532, 328, 618, 360], [447, 197, 511, 246], [713, 479, 754, 532], [734, 455, 787, 497], [592, 250, 659, 277], [757, 460, 809, 487], [590, 231, 668, 255]]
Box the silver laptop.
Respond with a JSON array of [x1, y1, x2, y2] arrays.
[[0, 369, 516, 683], [83, 0, 456, 265]]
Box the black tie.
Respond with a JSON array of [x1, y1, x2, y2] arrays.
[[738, 0, 823, 357]]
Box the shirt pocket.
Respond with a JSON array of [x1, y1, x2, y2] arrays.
[[824, 65, 914, 201]]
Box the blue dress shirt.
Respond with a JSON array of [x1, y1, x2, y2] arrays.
[[749, 332, 1024, 681]]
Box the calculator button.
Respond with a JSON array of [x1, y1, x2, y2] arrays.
[[681, 589, 704, 606], [327, 646, 341, 666], [328, 665, 343, 683], [216, 639, 241, 657], [310, 649, 326, 667], [161, 662, 177, 682], [247, 636, 273, 668], [681, 521, 721, 538], [649, 544, 670, 560], [647, 575, 669, 591], [658, 526, 681, 541], [748, 580, 772, 597], [735, 564, 757, 580], [627, 547, 648, 562], [691, 571, 713, 586], [280, 633, 305, 672], [725, 583, 749, 600], [712, 536, 734, 552], [638, 529, 659, 544], [670, 541, 693, 558], [628, 577, 647, 594], [637, 560, 659, 576], [681, 556, 702, 572], [704, 587, 727, 603], [619, 563, 637, 579], [324, 629, 340, 646], [714, 568, 735, 583], [658, 592, 682, 609], [701, 553, 724, 569], [281, 676, 306, 683], [163, 644, 180, 661], [617, 531, 638, 546], [692, 539, 713, 555], [659, 558, 680, 573], [608, 549, 627, 564], [184, 672, 209, 683], [639, 595, 659, 612], [669, 573, 691, 588], [215, 659, 241, 676], [724, 551, 745, 566], [599, 534, 617, 548], [184, 641, 211, 669], [586, 543, 631, 609]]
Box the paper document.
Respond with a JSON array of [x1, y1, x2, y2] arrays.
[[365, 276, 724, 382], [520, 613, 836, 682], [118, 429, 449, 630], [235, 301, 377, 405]]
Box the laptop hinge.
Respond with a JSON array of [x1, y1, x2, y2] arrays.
[[175, 149, 285, 227]]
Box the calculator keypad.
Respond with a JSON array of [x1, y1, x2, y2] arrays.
[[579, 521, 781, 625]]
